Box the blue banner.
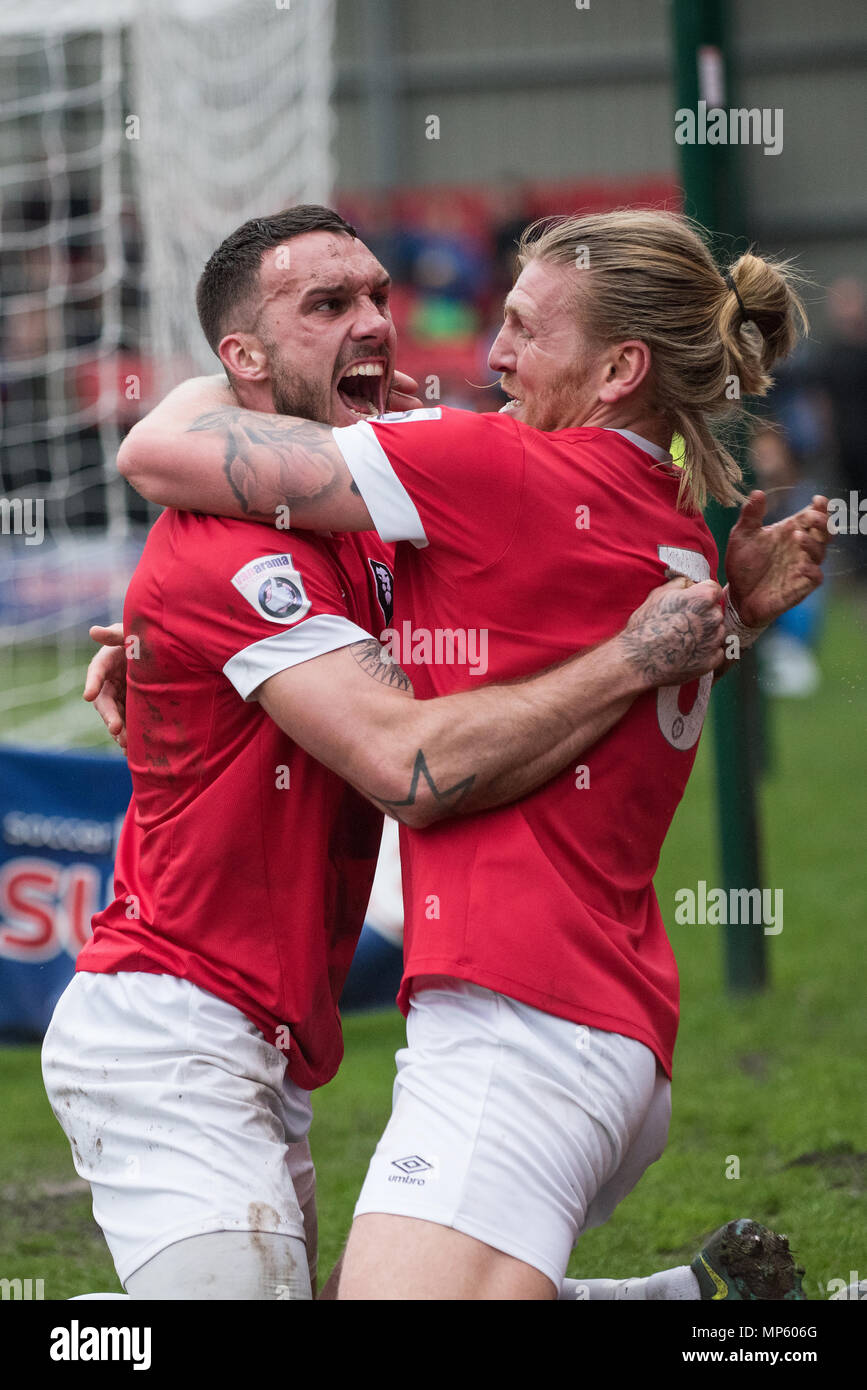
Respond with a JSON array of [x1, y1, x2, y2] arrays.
[[0, 745, 131, 1040], [0, 744, 400, 1040]]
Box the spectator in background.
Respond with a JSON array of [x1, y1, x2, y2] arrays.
[[751, 422, 825, 697], [809, 277, 867, 586], [489, 183, 531, 297], [482, 184, 534, 408], [1, 192, 56, 502], [397, 192, 488, 342]]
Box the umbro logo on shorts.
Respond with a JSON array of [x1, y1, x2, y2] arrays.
[[387, 1154, 438, 1186], [391, 1155, 432, 1175]]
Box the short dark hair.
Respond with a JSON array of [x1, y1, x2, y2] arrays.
[[195, 205, 358, 355]]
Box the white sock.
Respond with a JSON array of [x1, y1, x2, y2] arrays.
[[560, 1265, 701, 1300]]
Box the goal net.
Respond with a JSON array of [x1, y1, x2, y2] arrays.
[[0, 0, 336, 747]]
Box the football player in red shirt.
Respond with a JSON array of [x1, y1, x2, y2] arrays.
[[114, 208, 828, 1300], [44, 207, 731, 1303]]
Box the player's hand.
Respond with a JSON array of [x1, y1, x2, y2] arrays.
[[725, 490, 829, 629], [83, 623, 129, 751], [620, 577, 726, 688], [385, 370, 424, 413]]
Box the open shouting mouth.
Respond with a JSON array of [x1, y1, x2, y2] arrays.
[[498, 377, 523, 416], [336, 358, 387, 420]]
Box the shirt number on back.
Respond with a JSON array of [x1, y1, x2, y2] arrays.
[[656, 545, 713, 751]]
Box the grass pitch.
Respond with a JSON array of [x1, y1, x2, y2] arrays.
[[1, 591, 864, 1299]]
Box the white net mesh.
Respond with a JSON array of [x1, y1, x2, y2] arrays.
[[0, 0, 336, 746], [132, 0, 336, 389]]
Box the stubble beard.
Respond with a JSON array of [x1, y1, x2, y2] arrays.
[[535, 354, 596, 431], [268, 349, 335, 424]]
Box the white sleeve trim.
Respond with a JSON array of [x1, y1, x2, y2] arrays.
[[223, 613, 376, 701], [331, 419, 429, 548]]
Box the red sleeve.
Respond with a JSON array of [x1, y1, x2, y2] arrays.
[[156, 513, 375, 699], [331, 406, 525, 574]]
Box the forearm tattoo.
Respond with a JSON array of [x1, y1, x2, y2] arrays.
[[372, 749, 476, 825], [186, 408, 346, 520], [347, 641, 475, 821]]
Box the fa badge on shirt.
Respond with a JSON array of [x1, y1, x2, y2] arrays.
[[231, 554, 312, 625]]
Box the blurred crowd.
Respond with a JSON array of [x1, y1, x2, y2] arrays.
[[3, 180, 866, 697], [749, 276, 867, 695], [337, 176, 677, 411], [0, 189, 147, 533]]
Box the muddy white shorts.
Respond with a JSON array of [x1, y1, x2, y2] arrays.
[[41, 971, 316, 1287], [353, 977, 671, 1290]]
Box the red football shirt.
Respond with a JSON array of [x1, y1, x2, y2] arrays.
[[332, 407, 719, 1075], [78, 511, 395, 1090]]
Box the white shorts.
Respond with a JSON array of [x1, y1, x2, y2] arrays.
[[353, 978, 671, 1290], [41, 972, 316, 1287]]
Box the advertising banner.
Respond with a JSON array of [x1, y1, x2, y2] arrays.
[[0, 746, 131, 1039]]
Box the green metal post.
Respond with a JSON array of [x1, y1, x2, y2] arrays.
[[671, 0, 768, 992]]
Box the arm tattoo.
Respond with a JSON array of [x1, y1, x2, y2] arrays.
[[347, 642, 475, 822], [348, 641, 473, 822], [372, 749, 476, 825], [349, 638, 414, 693], [186, 407, 347, 521]]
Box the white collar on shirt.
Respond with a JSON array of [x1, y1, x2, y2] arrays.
[[603, 427, 672, 463]]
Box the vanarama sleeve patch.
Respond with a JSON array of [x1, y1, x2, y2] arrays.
[[230, 553, 312, 625]]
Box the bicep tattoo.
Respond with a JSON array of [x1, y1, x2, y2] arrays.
[[349, 638, 414, 693], [186, 408, 348, 522]]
